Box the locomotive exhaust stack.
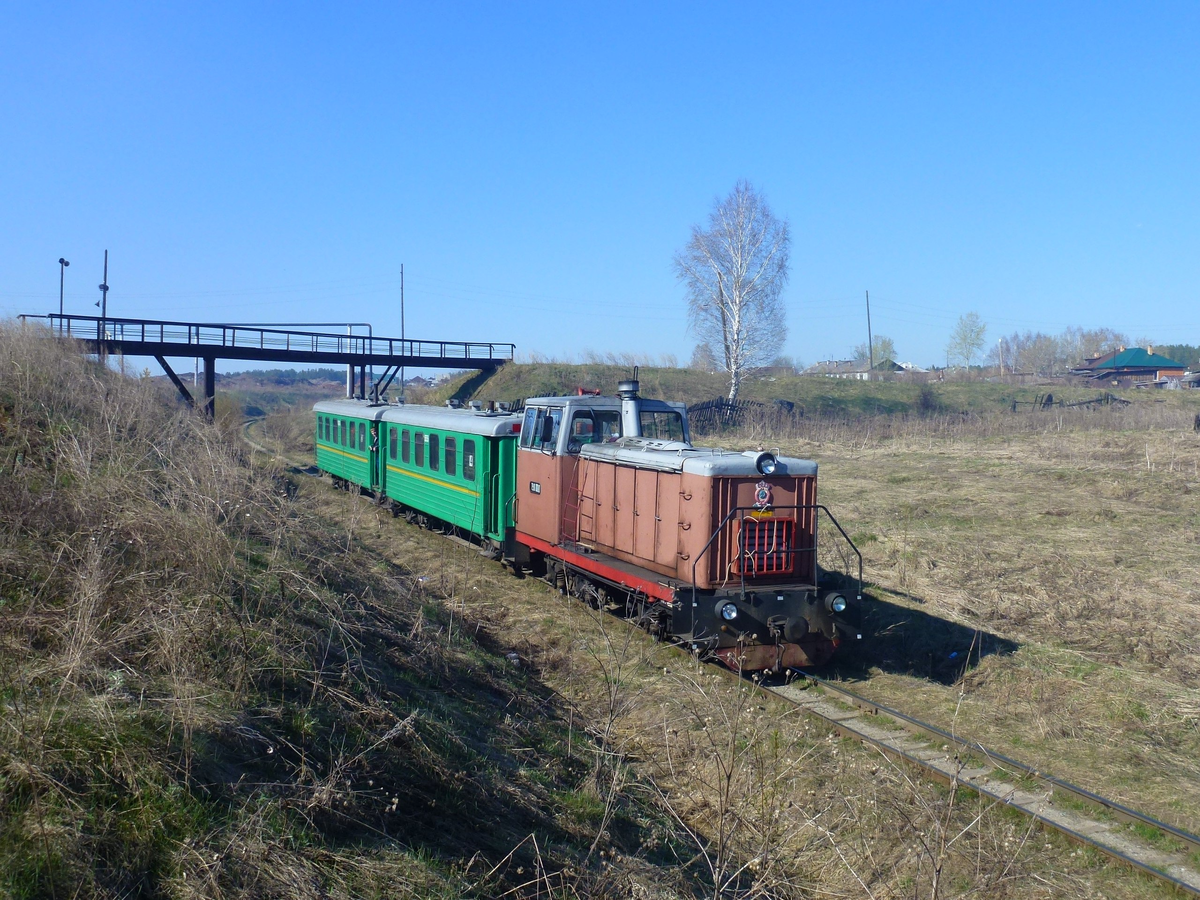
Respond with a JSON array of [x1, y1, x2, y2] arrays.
[[617, 377, 642, 438]]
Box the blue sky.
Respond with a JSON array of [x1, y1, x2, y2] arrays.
[[2, 2, 1198, 370]]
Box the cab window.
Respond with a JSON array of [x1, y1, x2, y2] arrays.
[[520, 407, 539, 448], [520, 406, 562, 451], [639, 410, 685, 442]]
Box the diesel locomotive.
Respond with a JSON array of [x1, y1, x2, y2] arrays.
[[313, 379, 861, 672]]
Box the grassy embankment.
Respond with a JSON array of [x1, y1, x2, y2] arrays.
[[0, 324, 709, 899]]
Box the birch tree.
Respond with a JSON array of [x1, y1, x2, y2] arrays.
[[946, 312, 987, 370], [675, 181, 790, 402], [854, 335, 897, 365]]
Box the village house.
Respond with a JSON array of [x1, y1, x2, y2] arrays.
[[802, 358, 907, 380], [1070, 347, 1187, 388]]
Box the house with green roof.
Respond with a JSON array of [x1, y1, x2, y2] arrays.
[[1070, 347, 1187, 387]]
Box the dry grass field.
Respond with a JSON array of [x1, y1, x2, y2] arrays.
[[9, 325, 1195, 899], [317, 453, 1189, 899], [251, 375, 1200, 897], [734, 402, 1200, 842], [278, 408, 1190, 900]]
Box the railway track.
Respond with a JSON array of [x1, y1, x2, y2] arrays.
[[769, 673, 1200, 896]]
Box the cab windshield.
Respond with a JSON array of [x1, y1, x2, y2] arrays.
[[566, 410, 622, 452]]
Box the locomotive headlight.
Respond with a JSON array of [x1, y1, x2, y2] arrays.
[[825, 592, 848, 614], [755, 452, 778, 475], [719, 602, 739, 621]]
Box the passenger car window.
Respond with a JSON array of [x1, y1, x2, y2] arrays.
[[463, 440, 475, 481], [445, 437, 456, 475], [358, 422, 366, 451], [415, 432, 424, 466], [402, 429, 410, 463], [429, 435, 439, 471], [389, 429, 397, 460]]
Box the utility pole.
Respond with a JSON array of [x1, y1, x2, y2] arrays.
[[865, 290, 874, 382], [400, 263, 405, 403], [96, 250, 109, 361], [58, 258, 69, 318]]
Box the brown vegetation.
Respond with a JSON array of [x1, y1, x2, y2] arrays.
[[0, 323, 696, 898], [5, 327, 1194, 898], [742, 399, 1200, 841]]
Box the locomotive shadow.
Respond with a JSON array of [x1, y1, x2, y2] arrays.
[[827, 590, 1019, 685]]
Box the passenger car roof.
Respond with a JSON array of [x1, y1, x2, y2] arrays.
[[312, 400, 522, 437]]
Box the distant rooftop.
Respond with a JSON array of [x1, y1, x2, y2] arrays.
[[1078, 347, 1186, 371]]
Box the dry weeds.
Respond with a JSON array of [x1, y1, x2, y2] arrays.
[[735, 399, 1200, 840], [1, 322, 695, 898]]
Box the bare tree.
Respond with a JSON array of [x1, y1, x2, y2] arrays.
[[690, 342, 721, 372], [854, 335, 897, 365], [946, 312, 986, 369], [675, 181, 790, 402]]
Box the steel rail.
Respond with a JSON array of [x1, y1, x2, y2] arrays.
[[770, 672, 1200, 896]]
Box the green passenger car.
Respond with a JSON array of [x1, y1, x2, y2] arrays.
[[313, 400, 522, 547]]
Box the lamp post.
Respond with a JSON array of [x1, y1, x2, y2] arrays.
[[58, 258, 69, 317], [96, 250, 109, 359]]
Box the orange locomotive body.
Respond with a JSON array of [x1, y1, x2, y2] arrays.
[[509, 380, 860, 672]]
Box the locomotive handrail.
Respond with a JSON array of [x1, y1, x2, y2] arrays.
[[689, 504, 862, 616]]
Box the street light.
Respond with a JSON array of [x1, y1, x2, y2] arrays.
[[95, 249, 109, 353], [58, 258, 69, 317], [95, 250, 109, 317]]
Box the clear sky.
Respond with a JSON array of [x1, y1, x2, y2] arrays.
[[2, 2, 1198, 370]]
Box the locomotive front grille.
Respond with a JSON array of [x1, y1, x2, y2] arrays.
[[734, 516, 796, 576]]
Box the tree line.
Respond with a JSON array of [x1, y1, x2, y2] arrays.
[[986, 329, 1199, 376]]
